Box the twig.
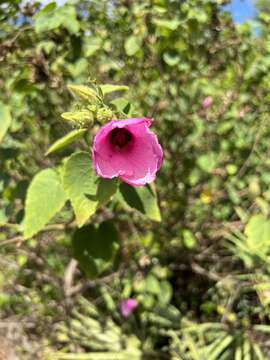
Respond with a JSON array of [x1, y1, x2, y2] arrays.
[[0, 236, 24, 247], [64, 259, 78, 297], [191, 262, 223, 282], [0, 221, 76, 247]]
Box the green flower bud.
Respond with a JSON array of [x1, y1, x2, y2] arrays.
[[96, 107, 114, 123]]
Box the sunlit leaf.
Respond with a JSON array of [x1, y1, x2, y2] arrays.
[[100, 84, 129, 95], [46, 128, 87, 155], [63, 152, 117, 227], [67, 84, 98, 101], [124, 36, 141, 56], [0, 102, 12, 143], [23, 169, 67, 239], [244, 214, 270, 253]]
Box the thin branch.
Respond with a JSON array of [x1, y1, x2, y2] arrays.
[[0, 221, 76, 247]]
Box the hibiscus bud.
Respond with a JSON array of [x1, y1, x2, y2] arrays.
[[202, 96, 213, 109], [92, 118, 163, 186], [96, 107, 114, 123], [61, 110, 93, 127], [67, 84, 97, 101], [120, 298, 138, 317]]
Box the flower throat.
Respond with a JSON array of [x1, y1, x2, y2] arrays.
[[110, 128, 132, 148]]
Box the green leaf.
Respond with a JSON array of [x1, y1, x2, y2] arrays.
[[244, 214, 270, 253], [159, 281, 173, 305], [0, 209, 7, 225], [67, 84, 98, 101], [23, 169, 67, 239], [207, 335, 233, 360], [253, 344, 264, 360], [34, 2, 59, 33], [163, 52, 180, 67], [110, 98, 133, 115], [63, 152, 117, 227], [72, 221, 119, 277], [197, 152, 218, 173], [119, 183, 161, 222], [34, 3, 80, 34], [0, 102, 12, 143], [60, 6, 80, 34], [124, 36, 141, 56], [145, 274, 160, 294], [97, 178, 119, 205], [85, 37, 102, 57], [153, 18, 180, 30], [36, 2, 56, 16], [182, 229, 197, 249], [46, 129, 87, 155], [99, 84, 129, 95], [63, 152, 98, 227]]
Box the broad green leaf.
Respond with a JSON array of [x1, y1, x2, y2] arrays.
[[97, 178, 119, 205], [119, 183, 161, 222], [124, 36, 141, 56], [63, 152, 117, 227], [110, 98, 133, 115], [244, 214, 270, 252], [158, 281, 173, 305], [67, 84, 97, 101], [34, 3, 80, 34], [63, 152, 98, 227], [36, 2, 56, 16], [145, 274, 160, 294], [100, 84, 129, 95], [0, 102, 12, 142], [23, 169, 67, 239], [34, 2, 59, 33], [60, 6, 80, 34], [72, 221, 119, 277], [46, 129, 87, 155], [85, 37, 102, 56]]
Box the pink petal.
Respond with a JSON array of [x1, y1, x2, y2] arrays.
[[92, 118, 163, 186], [120, 298, 138, 317], [202, 96, 213, 109]]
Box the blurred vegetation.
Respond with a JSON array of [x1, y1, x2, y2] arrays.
[[1, 0, 270, 359]]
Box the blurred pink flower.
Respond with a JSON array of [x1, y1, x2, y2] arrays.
[[202, 96, 213, 109], [92, 118, 163, 186], [120, 298, 138, 317]]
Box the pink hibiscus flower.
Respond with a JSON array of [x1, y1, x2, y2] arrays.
[[92, 118, 163, 186], [202, 96, 213, 109], [120, 298, 138, 317]]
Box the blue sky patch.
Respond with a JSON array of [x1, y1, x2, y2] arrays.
[[223, 0, 256, 23]]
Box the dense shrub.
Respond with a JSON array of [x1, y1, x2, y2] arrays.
[[1, 1, 270, 359]]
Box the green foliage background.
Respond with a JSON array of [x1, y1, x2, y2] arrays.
[[1, 0, 270, 359]]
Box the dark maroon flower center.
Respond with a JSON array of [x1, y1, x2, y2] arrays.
[[110, 128, 132, 148]]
